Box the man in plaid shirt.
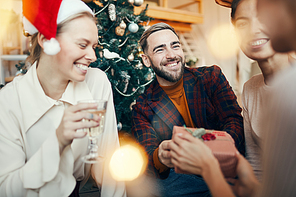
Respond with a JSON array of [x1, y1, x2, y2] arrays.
[[131, 23, 245, 196]]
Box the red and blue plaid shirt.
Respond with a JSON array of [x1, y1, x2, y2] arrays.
[[131, 65, 245, 177]]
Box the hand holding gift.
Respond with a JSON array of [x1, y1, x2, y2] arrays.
[[170, 126, 238, 178], [170, 130, 218, 176]]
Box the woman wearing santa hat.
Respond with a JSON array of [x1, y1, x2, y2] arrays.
[[0, 0, 126, 196]]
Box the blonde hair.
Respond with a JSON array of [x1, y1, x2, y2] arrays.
[[26, 12, 95, 64]]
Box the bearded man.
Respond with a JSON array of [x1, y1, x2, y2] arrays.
[[131, 23, 245, 196]]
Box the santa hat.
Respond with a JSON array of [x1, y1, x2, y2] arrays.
[[22, 0, 94, 55], [215, 0, 233, 7]]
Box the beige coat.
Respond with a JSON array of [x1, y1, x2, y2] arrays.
[[0, 63, 126, 197]]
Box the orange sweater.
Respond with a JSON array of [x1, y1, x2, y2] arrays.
[[153, 78, 195, 173]]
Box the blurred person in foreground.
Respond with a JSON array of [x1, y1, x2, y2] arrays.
[[170, 0, 296, 196], [230, 0, 293, 181], [131, 22, 245, 196], [0, 0, 126, 196]]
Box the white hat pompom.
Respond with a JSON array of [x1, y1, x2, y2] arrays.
[[43, 38, 61, 55]]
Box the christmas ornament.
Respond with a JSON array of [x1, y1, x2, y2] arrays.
[[108, 3, 116, 21], [128, 0, 134, 4], [115, 26, 125, 36], [103, 48, 125, 61], [120, 71, 131, 93], [128, 22, 139, 33], [117, 122, 122, 131], [128, 53, 134, 61], [133, 0, 143, 6], [115, 20, 126, 36], [136, 62, 143, 69], [119, 20, 127, 29]]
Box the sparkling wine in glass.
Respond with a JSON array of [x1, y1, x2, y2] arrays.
[[78, 99, 107, 163]]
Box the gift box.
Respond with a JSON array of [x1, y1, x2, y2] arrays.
[[172, 126, 238, 178]]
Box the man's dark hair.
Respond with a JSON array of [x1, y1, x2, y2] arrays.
[[139, 22, 179, 53]]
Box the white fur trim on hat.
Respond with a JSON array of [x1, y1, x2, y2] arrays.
[[57, 0, 94, 24], [43, 38, 61, 55], [23, 17, 38, 36]]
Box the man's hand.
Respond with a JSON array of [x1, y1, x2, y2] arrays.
[[158, 140, 174, 168]]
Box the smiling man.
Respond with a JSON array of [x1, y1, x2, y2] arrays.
[[131, 23, 245, 196]]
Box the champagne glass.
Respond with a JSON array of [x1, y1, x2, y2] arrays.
[[78, 99, 107, 163]]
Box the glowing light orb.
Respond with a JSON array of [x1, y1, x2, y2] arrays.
[[109, 144, 146, 181], [208, 23, 239, 59]]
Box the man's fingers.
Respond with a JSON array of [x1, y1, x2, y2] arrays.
[[160, 150, 171, 159], [160, 140, 171, 150]]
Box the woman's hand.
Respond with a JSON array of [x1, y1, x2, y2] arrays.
[[171, 133, 237, 197], [170, 132, 218, 176], [56, 102, 100, 153], [229, 154, 260, 197]]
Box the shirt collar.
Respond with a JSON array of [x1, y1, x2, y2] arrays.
[[19, 62, 93, 132]]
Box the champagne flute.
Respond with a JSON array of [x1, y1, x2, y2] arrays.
[[78, 99, 107, 163]]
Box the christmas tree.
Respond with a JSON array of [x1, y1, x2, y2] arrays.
[[86, 0, 154, 132]]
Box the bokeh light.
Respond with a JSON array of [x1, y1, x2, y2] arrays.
[[0, 0, 21, 48], [208, 23, 239, 59], [109, 144, 147, 181]]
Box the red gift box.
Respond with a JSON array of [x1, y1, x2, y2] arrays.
[[172, 126, 238, 178]]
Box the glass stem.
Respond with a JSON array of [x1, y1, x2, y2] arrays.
[[89, 137, 98, 159]]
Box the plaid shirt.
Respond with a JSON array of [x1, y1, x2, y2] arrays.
[[131, 65, 245, 177]]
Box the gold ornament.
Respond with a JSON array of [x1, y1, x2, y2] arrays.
[[115, 26, 125, 36], [115, 20, 126, 36]]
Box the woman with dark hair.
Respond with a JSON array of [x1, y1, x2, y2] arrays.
[[230, 0, 292, 181]]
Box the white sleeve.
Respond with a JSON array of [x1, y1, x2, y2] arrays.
[[87, 69, 126, 197]]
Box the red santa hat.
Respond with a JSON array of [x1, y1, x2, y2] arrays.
[[22, 0, 94, 55]]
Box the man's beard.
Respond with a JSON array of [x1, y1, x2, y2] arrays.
[[149, 56, 185, 83]]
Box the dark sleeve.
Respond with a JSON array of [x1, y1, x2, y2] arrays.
[[207, 65, 245, 155], [131, 98, 170, 178]]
